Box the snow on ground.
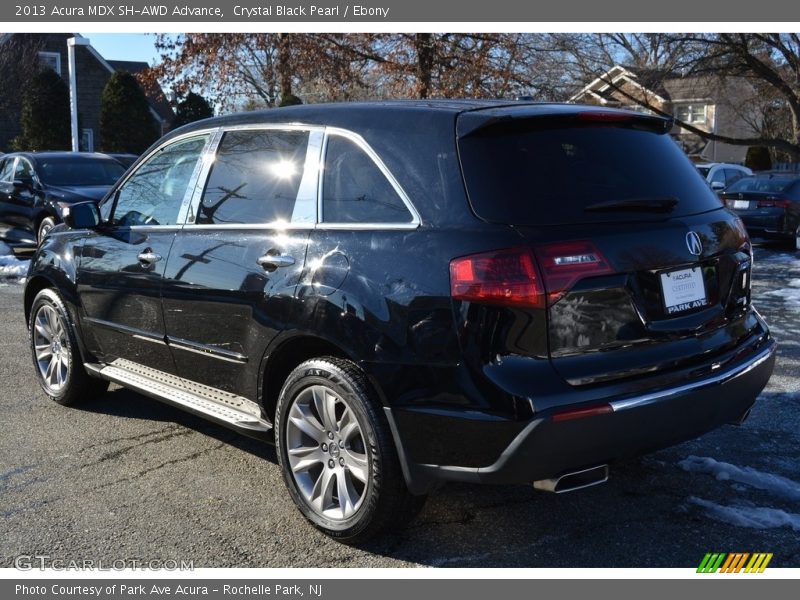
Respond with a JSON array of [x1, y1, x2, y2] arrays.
[[679, 455, 800, 501], [688, 497, 800, 532], [762, 287, 800, 307], [0, 242, 30, 283]]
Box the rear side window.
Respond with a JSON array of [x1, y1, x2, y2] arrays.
[[723, 169, 745, 186], [458, 125, 723, 225], [198, 129, 310, 225], [709, 168, 726, 185], [726, 176, 796, 194], [321, 135, 413, 224]]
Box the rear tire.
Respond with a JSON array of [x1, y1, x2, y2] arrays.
[[275, 357, 425, 543], [29, 288, 108, 406]]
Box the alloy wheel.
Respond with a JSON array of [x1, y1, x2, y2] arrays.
[[285, 385, 369, 520], [32, 304, 70, 394]]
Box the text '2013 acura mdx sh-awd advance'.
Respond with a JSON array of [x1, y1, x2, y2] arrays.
[[24, 101, 776, 542]]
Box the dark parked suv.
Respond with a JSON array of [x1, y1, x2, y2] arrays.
[[24, 101, 776, 542]]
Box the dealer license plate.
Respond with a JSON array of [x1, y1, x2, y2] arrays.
[[660, 267, 708, 314]]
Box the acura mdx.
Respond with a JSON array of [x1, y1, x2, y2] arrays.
[[24, 101, 776, 542]]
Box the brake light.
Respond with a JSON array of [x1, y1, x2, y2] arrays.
[[450, 248, 544, 309], [534, 240, 614, 306], [757, 198, 792, 209]]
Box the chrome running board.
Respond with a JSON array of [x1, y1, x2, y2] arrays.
[[84, 359, 272, 441]]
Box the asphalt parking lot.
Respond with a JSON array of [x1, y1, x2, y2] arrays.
[[1, 245, 798, 568]]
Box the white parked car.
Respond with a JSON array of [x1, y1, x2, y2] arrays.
[[696, 163, 752, 192]]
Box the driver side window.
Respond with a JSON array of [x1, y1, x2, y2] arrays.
[[111, 135, 209, 227]]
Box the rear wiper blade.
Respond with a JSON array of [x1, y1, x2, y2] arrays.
[[584, 197, 679, 213]]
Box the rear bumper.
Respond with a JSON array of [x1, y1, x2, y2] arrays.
[[389, 337, 776, 494]]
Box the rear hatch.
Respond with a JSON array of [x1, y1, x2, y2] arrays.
[[456, 107, 756, 386]]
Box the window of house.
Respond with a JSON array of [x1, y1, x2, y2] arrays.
[[321, 135, 413, 224], [38, 51, 61, 75], [111, 135, 209, 227], [197, 129, 311, 225], [80, 129, 94, 152], [676, 104, 708, 124]]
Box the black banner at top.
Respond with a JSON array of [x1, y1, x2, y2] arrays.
[[3, 0, 800, 22]]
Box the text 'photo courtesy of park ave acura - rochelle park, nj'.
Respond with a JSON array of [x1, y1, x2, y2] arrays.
[[0, 28, 799, 571]]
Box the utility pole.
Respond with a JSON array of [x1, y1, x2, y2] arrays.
[[67, 36, 89, 152]]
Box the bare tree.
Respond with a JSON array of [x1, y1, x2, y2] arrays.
[[558, 33, 800, 159]]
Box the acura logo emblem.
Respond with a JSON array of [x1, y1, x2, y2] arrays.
[[686, 231, 703, 256]]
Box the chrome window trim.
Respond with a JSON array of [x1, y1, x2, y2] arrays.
[[291, 129, 324, 224], [178, 222, 315, 231], [182, 128, 224, 225], [319, 127, 421, 229], [121, 225, 184, 232]]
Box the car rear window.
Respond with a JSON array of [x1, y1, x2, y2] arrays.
[[458, 125, 723, 225], [726, 175, 797, 194]]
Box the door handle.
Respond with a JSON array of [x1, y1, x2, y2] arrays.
[[137, 251, 162, 266], [257, 253, 296, 270]]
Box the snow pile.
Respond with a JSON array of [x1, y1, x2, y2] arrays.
[[0, 242, 31, 282], [679, 455, 800, 501], [763, 287, 800, 307], [688, 497, 800, 531]]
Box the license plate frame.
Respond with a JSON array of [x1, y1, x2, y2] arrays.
[[733, 200, 750, 210], [659, 266, 708, 315]]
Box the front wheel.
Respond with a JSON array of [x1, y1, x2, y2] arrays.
[[37, 216, 57, 245], [275, 357, 424, 543], [29, 288, 108, 405]]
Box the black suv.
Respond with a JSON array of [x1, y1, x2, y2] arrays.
[[24, 102, 776, 542]]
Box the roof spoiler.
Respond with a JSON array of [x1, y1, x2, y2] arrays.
[[457, 107, 673, 138]]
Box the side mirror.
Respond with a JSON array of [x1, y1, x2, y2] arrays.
[[710, 181, 725, 191], [64, 201, 101, 230]]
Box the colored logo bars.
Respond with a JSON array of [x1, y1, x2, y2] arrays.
[[697, 553, 773, 573]]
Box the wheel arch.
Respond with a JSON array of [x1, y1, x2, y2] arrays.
[[259, 333, 352, 423]]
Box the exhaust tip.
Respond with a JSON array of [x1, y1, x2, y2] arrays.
[[533, 464, 609, 494]]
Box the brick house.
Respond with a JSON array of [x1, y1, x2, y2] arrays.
[[0, 33, 173, 152], [569, 65, 760, 163]]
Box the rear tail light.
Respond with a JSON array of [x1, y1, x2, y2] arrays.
[[450, 240, 615, 309], [757, 198, 792, 209], [450, 248, 545, 309], [534, 240, 614, 306]]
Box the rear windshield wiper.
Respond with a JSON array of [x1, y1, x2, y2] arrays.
[[584, 197, 679, 213]]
